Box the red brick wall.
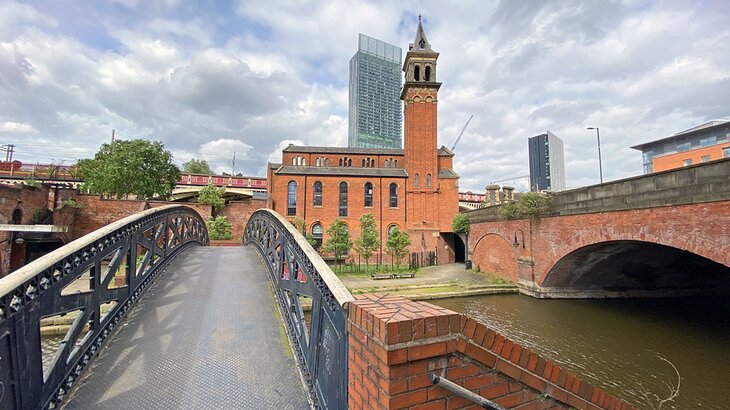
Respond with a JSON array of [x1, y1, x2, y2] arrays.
[[218, 199, 266, 241], [468, 201, 730, 287], [73, 195, 212, 238], [348, 294, 636, 410], [0, 185, 56, 275]]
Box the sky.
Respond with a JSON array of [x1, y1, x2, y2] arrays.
[[1, 0, 729, 192]]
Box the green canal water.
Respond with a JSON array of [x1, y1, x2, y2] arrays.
[[433, 294, 730, 410]]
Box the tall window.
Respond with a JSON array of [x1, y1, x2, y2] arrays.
[[339, 182, 348, 217], [364, 182, 373, 207], [426, 174, 432, 188], [287, 181, 297, 216], [414, 174, 420, 188], [414, 65, 420, 81], [425, 66, 431, 81], [312, 223, 323, 249], [313, 181, 323, 206], [389, 183, 398, 207]]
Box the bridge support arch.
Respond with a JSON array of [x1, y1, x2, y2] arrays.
[[472, 233, 519, 283], [536, 240, 730, 298]]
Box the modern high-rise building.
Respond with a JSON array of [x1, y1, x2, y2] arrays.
[[348, 34, 402, 149], [528, 131, 566, 191]]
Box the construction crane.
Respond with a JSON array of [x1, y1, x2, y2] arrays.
[[449, 114, 473, 151]]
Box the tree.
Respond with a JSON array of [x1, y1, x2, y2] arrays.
[[386, 227, 411, 267], [207, 216, 233, 240], [452, 213, 470, 264], [353, 213, 380, 272], [78, 139, 180, 200], [290, 216, 306, 234], [182, 158, 213, 175], [198, 183, 225, 213], [322, 218, 352, 272]]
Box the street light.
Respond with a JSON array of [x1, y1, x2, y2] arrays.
[[587, 127, 603, 184]]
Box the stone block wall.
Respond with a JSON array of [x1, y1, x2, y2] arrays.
[[348, 294, 635, 410]]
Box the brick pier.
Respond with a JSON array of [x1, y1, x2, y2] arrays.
[[348, 294, 635, 409]]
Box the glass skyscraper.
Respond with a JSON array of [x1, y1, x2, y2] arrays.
[[348, 34, 402, 149], [528, 131, 566, 191]]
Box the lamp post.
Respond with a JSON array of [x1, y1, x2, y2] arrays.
[[587, 127, 603, 184]]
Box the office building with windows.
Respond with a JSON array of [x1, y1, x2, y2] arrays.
[[631, 120, 730, 174], [268, 18, 460, 264], [348, 34, 403, 149], [528, 131, 566, 191]]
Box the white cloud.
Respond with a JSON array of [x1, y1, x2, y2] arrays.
[[0, 121, 35, 133], [2, 0, 729, 193]]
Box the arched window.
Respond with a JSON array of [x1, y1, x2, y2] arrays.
[[287, 181, 297, 216], [371, 159, 375, 167], [292, 157, 297, 165], [414, 173, 420, 188], [425, 66, 431, 81], [389, 183, 398, 208], [348, 158, 352, 167], [364, 182, 373, 207], [313, 181, 323, 206], [339, 182, 348, 217], [312, 223, 323, 249], [315, 158, 320, 167], [414, 65, 420, 81], [426, 174, 432, 188], [394, 160, 397, 167], [387, 224, 398, 235], [362, 159, 366, 167], [301, 157, 306, 166], [339, 158, 343, 167], [324, 158, 329, 166]]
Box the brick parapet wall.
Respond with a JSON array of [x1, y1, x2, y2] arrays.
[[348, 294, 635, 410]]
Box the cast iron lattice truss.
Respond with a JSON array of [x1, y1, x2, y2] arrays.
[[244, 209, 354, 410], [0, 205, 208, 410]]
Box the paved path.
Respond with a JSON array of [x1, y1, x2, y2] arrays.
[[340, 263, 490, 289], [64, 246, 309, 409]]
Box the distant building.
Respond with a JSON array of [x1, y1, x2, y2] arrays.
[[348, 34, 403, 149], [631, 120, 730, 174], [528, 131, 565, 191], [268, 18, 461, 264]]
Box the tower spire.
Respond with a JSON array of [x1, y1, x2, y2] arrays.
[[411, 14, 432, 52]]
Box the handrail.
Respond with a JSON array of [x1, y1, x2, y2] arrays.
[[0, 205, 208, 409], [244, 209, 353, 409], [430, 373, 507, 410]]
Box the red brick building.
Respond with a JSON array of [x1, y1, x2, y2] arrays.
[[267, 18, 461, 264]]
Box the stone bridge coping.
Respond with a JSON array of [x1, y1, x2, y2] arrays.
[[350, 294, 636, 410], [0, 204, 198, 297], [254, 208, 355, 308]]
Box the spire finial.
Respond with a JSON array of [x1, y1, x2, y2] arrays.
[[418, 14, 422, 22]]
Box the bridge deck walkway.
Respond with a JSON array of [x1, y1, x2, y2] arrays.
[[64, 246, 309, 409]]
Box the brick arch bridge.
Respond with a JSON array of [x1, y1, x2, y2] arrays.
[[467, 160, 730, 298]]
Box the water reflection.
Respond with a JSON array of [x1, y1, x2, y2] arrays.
[[433, 295, 730, 410]]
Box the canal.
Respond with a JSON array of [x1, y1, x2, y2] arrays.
[[433, 295, 730, 410]]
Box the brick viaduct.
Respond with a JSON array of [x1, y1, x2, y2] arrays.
[[467, 158, 730, 298]]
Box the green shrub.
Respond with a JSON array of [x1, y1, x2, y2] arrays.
[[207, 216, 233, 240]]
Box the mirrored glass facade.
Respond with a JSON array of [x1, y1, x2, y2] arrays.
[[348, 34, 402, 149]]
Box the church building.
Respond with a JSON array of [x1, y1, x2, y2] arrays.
[[267, 17, 461, 264]]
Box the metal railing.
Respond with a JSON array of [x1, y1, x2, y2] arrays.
[[0, 205, 208, 409], [244, 209, 354, 410]]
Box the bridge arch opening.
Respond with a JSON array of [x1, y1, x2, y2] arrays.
[[542, 240, 730, 297]]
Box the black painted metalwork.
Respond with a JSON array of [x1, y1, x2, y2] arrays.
[[0, 205, 208, 409], [244, 209, 354, 410]]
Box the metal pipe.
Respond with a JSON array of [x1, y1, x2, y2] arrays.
[[429, 373, 507, 410]]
